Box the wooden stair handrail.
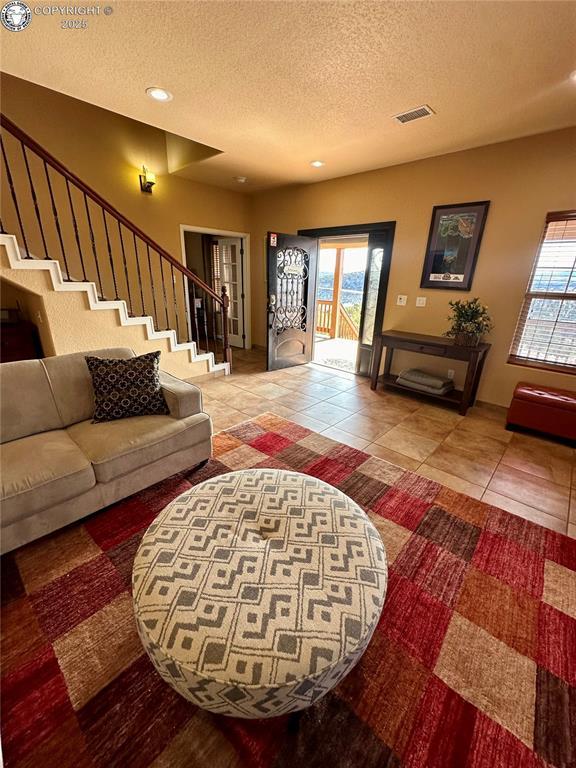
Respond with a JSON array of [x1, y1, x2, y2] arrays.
[[0, 113, 222, 305]]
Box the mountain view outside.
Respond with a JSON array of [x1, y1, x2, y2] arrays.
[[317, 247, 368, 328], [313, 245, 369, 371]]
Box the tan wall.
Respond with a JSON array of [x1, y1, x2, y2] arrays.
[[250, 128, 576, 406], [1, 74, 250, 254], [0, 74, 250, 348]]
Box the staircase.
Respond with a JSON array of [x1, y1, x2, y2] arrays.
[[0, 114, 231, 376]]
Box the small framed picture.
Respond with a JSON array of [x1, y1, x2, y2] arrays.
[[420, 201, 490, 291]]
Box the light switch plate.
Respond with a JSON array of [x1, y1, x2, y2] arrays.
[[396, 295, 407, 306], [416, 296, 427, 307]]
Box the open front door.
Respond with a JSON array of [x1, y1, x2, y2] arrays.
[[356, 227, 395, 375], [267, 232, 318, 370]]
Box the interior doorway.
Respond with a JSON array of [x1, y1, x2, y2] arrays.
[[180, 225, 251, 350], [313, 235, 369, 372]]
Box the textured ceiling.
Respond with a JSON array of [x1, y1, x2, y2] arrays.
[[1, 1, 575, 191]]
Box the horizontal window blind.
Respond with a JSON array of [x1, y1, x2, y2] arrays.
[[509, 212, 576, 370], [212, 244, 222, 296]]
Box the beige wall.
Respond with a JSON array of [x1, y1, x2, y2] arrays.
[[1, 74, 250, 256], [250, 128, 576, 406], [0, 74, 250, 346]]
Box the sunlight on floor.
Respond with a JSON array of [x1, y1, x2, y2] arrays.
[[313, 337, 358, 372]]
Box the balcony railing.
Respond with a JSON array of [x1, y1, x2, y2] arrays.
[[315, 299, 359, 340]]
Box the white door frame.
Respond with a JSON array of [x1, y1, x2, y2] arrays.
[[179, 224, 251, 349]]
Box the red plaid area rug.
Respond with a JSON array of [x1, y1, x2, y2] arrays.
[[1, 413, 575, 768]]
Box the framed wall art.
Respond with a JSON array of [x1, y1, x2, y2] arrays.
[[420, 201, 490, 290]]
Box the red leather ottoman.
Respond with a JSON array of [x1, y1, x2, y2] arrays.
[[507, 382, 576, 442]]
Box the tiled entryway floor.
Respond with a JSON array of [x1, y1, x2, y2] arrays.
[[313, 337, 358, 372], [196, 347, 575, 537]]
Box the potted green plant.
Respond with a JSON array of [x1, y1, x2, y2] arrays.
[[445, 298, 493, 346]]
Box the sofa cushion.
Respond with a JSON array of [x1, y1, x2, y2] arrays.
[[42, 348, 135, 427], [159, 371, 203, 419], [85, 351, 169, 422], [67, 412, 212, 483], [1, 430, 96, 525], [0, 360, 63, 443]]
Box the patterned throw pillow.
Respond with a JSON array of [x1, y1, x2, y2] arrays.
[[85, 351, 170, 423]]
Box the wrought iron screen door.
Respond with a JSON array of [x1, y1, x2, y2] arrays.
[[267, 232, 318, 370]]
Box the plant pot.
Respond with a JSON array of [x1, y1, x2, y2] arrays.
[[454, 331, 480, 347]]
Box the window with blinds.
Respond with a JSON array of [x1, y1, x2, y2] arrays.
[[212, 243, 222, 296], [509, 211, 576, 372]]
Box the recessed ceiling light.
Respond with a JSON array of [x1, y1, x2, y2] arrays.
[[146, 87, 173, 102], [570, 70, 576, 83], [310, 160, 325, 168], [233, 176, 248, 184]]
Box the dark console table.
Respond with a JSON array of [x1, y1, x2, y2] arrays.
[[370, 330, 491, 415]]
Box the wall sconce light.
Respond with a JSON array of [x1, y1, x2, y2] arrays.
[[139, 166, 156, 193]]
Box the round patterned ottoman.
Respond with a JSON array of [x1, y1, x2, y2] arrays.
[[132, 468, 388, 718]]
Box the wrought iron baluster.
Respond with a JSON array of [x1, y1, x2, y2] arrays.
[[117, 222, 133, 315], [170, 265, 180, 339], [181, 274, 191, 343], [101, 210, 119, 300], [83, 193, 104, 298], [201, 289, 209, 353], [132, 233, 146, 315], [160, 254, 169, 329], [191, 282, 200, 348], [1, 115, 231, 366], [146, 244, 158, 328], [221, 285, 231, 366], [1, 135, 32, 258], [211, 295, 218, 355], [21, 142, 49, 259], [43, 161, 70, 279], [65, 179, 86, 280]]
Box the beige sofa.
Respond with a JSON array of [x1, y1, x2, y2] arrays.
[[0, 348, 212, 554]]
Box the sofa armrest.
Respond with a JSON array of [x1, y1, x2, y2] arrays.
[[160, 371, 203, 419]]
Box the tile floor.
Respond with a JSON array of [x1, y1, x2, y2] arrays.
[[313, 337, 358, 372], [194, 347, 575, 537]]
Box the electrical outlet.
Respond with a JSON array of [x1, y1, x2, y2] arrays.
[[416, 296, 427, 307], [447, 369, 455, 379], [396, 295, 407, 306]]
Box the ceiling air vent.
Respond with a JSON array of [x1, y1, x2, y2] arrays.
[[393, 105, 435, 124]]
